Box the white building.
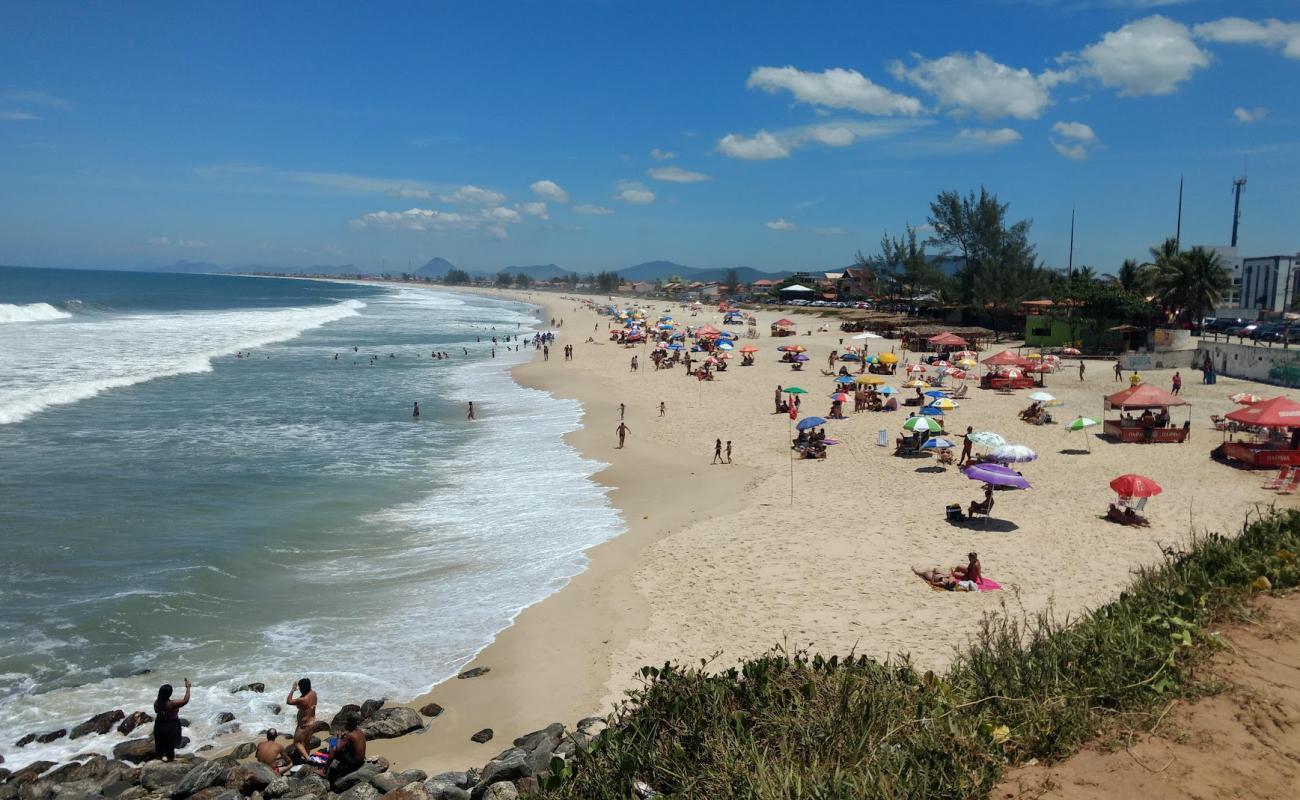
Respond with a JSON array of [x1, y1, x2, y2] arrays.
[[1236, 254, 1300, 314]]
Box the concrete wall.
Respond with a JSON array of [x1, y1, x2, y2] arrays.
[[1193, 340, 1300, 387]]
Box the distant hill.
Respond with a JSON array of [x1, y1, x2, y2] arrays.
[[497, 264, 570, 280], [414, 257, 457, 278], [618, 261, 793, 283]]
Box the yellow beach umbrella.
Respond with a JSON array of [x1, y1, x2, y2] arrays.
[[930, 398, 958, 411], [904, 379, 931, 388], [855, 374, 886, 385], [1025, 353, 1042, 360], [958, 358, 977, 368], [879, 352, 899, 364]]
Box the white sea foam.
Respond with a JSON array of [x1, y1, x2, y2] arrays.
[[0, 302, 74, 323], [0, 299, 364, 425], [0, 287, 624, 770]]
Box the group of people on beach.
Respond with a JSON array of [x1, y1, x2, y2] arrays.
[[151, 677, 366, 786]]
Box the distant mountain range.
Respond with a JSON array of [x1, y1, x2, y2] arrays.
[[150, 257, 797, 283]]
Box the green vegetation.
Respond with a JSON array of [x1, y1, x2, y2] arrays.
[[443, 268, 472, 285], [536, 511, 1300, 799]]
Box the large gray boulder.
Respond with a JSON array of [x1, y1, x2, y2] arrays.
[[359, 708, 423, 740], [372, 769, 427, 794], [482, 782, 517, 800], [170, 757, 233, 798], [222, 761, 277, 794], [139, 760, 193, 790], [423, 781, 471, 800], [379, 783, 432, 800], [339, 782, 380, 800], [428, 772, 469, 789], [112, 739, 156, 764], [285, 772, 330, 798], [333, 764, 383, 793], [262, 776, 291, 799], [472, 748, 527, 794], [117, 711, 153, 736], [71, 710, 126, 739]]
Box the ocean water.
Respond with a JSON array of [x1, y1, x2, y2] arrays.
[[0, 266, 621, 768]]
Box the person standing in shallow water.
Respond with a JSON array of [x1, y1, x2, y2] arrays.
[[467, 401, 476, 421], [412, 401, 420, 419], [152, 678, 190, 762]]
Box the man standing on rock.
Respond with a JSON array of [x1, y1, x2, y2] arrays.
[[321, 714, 366, 787], [286, 678, 317, 764], [256, 729, 290, 775]]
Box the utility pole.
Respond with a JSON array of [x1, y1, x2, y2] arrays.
[[1231, 176, 1247, 248], [1175, 175, 1183, 250], [1067, 207, 1075, 278]]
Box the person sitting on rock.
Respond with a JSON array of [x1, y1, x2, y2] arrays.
[[256, 728, 290, 775], [321, 714, 367, 786]]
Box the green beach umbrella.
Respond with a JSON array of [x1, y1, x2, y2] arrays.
[[1067, 416, 1099, 452], [783, 387, 808, 394], [902, 416, 942, 433]]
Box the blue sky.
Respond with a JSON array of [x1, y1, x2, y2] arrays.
[[2, 0, 1299, 275]]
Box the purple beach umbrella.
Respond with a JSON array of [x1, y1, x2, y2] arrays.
[[961, 463, 1031, 489]]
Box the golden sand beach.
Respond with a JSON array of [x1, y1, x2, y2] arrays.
[[375, 288, 1298, 774]]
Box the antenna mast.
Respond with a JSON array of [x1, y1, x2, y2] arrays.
[[1231, 176, 1247, 248], [1175, 175, 1183, 250], [1067, 207, 1075, 277]]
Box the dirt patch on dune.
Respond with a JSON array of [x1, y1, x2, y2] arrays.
[[995, 592, 1300, 800]]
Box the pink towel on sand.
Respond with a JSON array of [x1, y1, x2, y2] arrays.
[[974, 577, 1001, 591]]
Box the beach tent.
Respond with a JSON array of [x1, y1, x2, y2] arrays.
[[927, 332, 969, 347], [1225, 396, 1300, 427], [981, 350, 1031, 367], [778, 284, 815, 302], [1104, 383, 1188, 410], [771, 318, 797, 337]]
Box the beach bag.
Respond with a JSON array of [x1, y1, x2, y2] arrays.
[[946, 503, 964, 521]]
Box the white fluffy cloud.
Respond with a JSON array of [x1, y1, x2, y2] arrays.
[[890, 52, 1055, 119], [529, 179, 569, 202], [1233, 105, 1270, 123], [1195, 17, 1300, 59], [146, 237, 214, 248], [746, 66, 922, 116], [647, 166, 711, 183], [614, 181, 656, 204], [716, 130, 791, 160], [765, 218, 798, 231], [440, 184, 507, 205], [716, 120, 929, 160], [350, 204, 525, 239], [1075, 15, 1210, 95], [649, 148, 676, 161], [958, 127, 1022, 146], [0, 111, 38, 121], [516, 201, 549, 218], [1049, 121, 1101, 160], [573, 204, 614, 215]]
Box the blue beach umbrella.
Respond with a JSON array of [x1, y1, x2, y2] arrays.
[[667, 343, 684, 350], [919, 406, 945, 416], [835, 375, 856, 384], [878, 386, 898, 395], [924, 390, 946, 398], [717, 342, 734, 350], [922, 437, 957, 449], [796, 416, 827, 431]]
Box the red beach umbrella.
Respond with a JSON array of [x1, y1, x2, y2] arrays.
[[1109, 474, 1162, 498]]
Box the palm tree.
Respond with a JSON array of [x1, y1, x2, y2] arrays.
[[1150, 246, 1230, 330], [1117, 259, 1144, 293]]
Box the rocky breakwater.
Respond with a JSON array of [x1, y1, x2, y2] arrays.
[[0, 681, 609, 800]]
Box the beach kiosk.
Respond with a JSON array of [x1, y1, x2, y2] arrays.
[[1220, 396, 1300, 467], [771, 318, 797, 337], [1102, 383, 1190, 443]]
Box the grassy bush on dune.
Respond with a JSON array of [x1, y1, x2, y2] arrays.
[[535, 510, 1300, 800]]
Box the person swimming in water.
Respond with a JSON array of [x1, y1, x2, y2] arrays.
[[412, 402, 420, 418]]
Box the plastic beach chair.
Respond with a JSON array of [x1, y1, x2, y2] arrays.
[[1264, 466, 1291, 489], [1279, 471, 1300, 495]]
